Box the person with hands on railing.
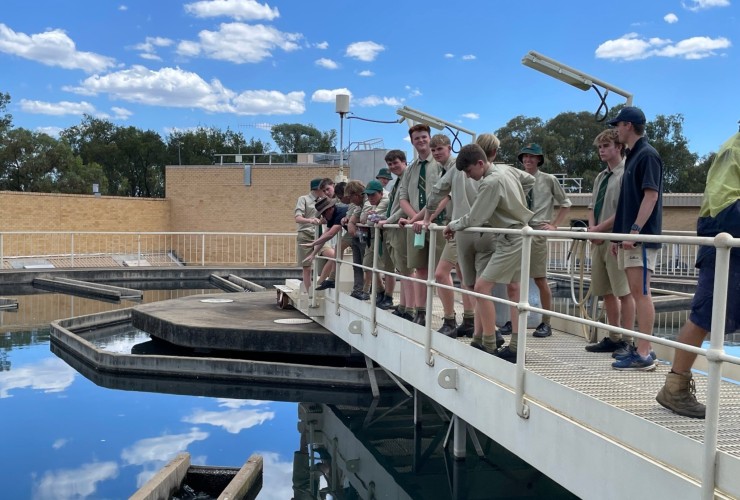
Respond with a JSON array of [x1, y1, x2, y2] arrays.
[[300, 197, 348, 291], [359, 180, 393, 308], [295, 179, 335, 293], [656, 131, 740, 418]]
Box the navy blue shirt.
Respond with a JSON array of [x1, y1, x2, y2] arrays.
[[613, 137, 663, 248], [325, 204, 348, 228]]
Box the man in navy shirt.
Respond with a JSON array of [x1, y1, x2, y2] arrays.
[[300, 197, 349, 279], [609, 106, 663, 372]]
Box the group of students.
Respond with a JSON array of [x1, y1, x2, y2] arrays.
[[296, 106, 740, 420]]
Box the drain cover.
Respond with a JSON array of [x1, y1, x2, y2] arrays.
[[200, 298, 234, 303], [274, 318, 314, 325]]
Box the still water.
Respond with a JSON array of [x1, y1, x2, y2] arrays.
[[0, 289, 576, 499]]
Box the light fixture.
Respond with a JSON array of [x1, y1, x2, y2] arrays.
[[521, 51, 633, 106], [396, 106, 446, 130]]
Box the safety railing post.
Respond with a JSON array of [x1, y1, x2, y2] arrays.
[[201, 234, 205, 266], [370, 226, 381, 336], [515, 226, 533, 419], [0, 233, 4, 269], [71, 233, 75, 267], [333, 230, 341, 316], [263, 235, 268, 267], [700, 235, 732, 500], [424, 225, 437, 366], [137, 233, 142, 263]]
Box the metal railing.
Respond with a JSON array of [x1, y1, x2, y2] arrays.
[[0, 232, 297, 269], [313, 223, 739, 500]]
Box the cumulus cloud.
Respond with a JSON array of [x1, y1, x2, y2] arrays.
[[183, 408, 274, 434], [358, 69, 374, 77], [443, 53, 454, 58], [461, 54, 476, 60], [33, 462, 118, 500], [0, 357, 75, 398], [404, 85, 421, 97], [36, 126, 63, 137], [20, 99, 96, 116], [345, 41, 385, 61], [315, 57, 338, 69], [184, 0, 279, 20], [177, 22, 302, 63], [356, 95, 403, 107], [121, 428, 209, 466], [0, 23, 115, 73], [683, 0, 730, 11], [314, 41, 329, 49], [595, 32, 731, 60], [461, 112, 479, 119], [111, 106, 133, 120], [64, 65, 304, 115], [664, 13, 679, 23], [132, 36, 173, 60], [118, 5, 128, 11], [311, 88, 352, 103], [257, 452, 295, 500]]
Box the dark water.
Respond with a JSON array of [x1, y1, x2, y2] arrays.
[[0, 289, 577, 499]]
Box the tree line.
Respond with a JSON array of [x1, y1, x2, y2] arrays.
[[0, 91, 715, 198]]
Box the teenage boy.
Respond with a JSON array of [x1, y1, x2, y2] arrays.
[[609, 106, 664, 371], [360, 180, 393, 308], [343, 180, 369, 299], [398, 124, 447, 326], [519, 143, 571, 338], [444, 144, 533, 359], [301, 196, 349, 265], [378, 150, 415, 320], [295, 179, 335, 292], [584, 129, 636, 353], [376, 168, 393, 191]]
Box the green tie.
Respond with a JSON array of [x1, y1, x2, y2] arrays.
[[386, 177, 400, 218], [593, 170, 612, 224], [418, 160, 428, 210], [526, 188, 534, 211]]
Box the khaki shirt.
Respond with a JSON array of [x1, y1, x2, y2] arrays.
[[294, 192, 318, 237], [589, 159, 625, 225], [528, 170, 572, 228], [399, 153, 445, 214], [427, 156, 480, 221], [347, 201, 363, 220], [360, 191, 390, 224], [385, 169, 407, 224], [501, 163, 535, 195], [449, 164, 533, 231]]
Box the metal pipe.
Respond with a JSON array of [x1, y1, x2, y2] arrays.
[[370, 226, 380, 335], [424, 226, 437, 366], [515, 226, 533, 419]]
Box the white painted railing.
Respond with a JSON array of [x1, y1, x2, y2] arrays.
[[314, 223, 739, 500]]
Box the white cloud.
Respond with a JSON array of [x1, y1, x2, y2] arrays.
[[405, 86, 421, 97], [345, 41, 385, 61], [184, 0, 279, 20], [461, 112, 479, 119], [664, 13, 679, 23], [133, 36, 173, 60], [121, 428, 209, 466], [33, 462, 118, 500], [64, 65, 305, 115], [0, 23, 115, 73], [118, 5, 128, 11], [315, 41, 329, 49], [52, 438, 69, 450], [183, 408, 274, 433], [315, 57, 338, 69], [111, 106, 133, 120], [356, 95, 403, 107], [461, 54, 476, 60], [358, 69, 374, 77], [595, 32, 730, 60], [311, 88, 352, 103], [177, 22, 302, 63], [20, 99, 96, 116], [0, 357, 75, 398], [36, 126, 63, 137], [443, 53, 454, 58], [139, 53, 161, 61], [683, 0, 730, 11], [257, 452, 294, 500]]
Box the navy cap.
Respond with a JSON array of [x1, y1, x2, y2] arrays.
[[607, 106, 646, 126]]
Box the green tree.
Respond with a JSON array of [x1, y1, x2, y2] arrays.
[[493, 116, 545, 165], [165, 127, 272, 166], [645, 113, 699, 193], [61, 115, 121, 194], [0, 128, 75, 192], [0, 92, 11, 135], [113, 126, 167, 197], [270, 123, 336, 154]]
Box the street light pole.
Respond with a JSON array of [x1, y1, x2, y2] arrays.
[[335, 94, 350, 182]]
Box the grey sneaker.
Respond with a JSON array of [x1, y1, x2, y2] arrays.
[[611, 350, 656, 371], [613, 345, 657, 360]]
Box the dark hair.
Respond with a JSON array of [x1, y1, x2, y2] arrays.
[[385, 149, 407, 163], [455, 144, 488, 171], [334, 181, 347, 197], [408, 124, 431, 139], [633, 123, 645, 136]]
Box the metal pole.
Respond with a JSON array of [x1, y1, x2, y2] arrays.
[[424, 225, 437, 366], [0, 234, 3, 269], [370, 225, 380, 336], [700, 234, 732, 499], [339, 113, 345, 180], [263, 235, 267, 267], [71, 233, 75, 267], [333, 229, 341, 316], [201, 234, 205, 266], [515, 227, 533, 419]]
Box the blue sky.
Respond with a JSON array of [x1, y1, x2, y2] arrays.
[[1, 0, 737, 158]]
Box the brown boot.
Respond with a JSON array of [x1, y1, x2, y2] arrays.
[[437, 317, 458, 337], [656, 371, 706, 419]]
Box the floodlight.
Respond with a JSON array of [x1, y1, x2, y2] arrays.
[[396, 106, 445, 130], [522, 51, 633, 107]]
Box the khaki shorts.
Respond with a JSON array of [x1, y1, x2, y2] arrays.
[[297, 235, 332, 268], [590, 242, 630, 297], [406, 228, 446, 271], [385, 227, 410, 275], [439, 238, 458, 264], [362, 235, 395, 273], [529, 235, 548, 278], [617, 245, 658, 273], [481, 233, 523, 285], [456, 230, 496, 287]]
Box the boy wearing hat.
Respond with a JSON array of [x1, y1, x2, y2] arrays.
[[376, 168, 393, 191], [584, 129, 635, 353], [301, 196, 349, 268], [344, 180, 370, 299], [360, 180, 394, 308], [295, 179, 336, 292], [518, 143, 572, 338], [609, 106, 663, 371]]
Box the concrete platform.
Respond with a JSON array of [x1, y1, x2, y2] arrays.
[[132, 291, 354, 358]]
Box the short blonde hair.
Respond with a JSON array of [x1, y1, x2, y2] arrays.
[[593, 129, 625, 156], [475, 133, 500, 161], [345, 180, 366, 196], [430, 134, 451, 148]]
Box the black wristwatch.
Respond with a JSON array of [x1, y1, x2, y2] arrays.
[[630, 223, 641, 232]]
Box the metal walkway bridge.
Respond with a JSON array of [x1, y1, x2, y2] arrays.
[[284, 225, 740, 500]]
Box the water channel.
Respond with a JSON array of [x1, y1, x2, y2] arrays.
[[1, 285, 578, 499]]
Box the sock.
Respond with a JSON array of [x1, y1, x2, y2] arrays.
[[463, 310, 475, 319], [444, 314, 455, 320], [416, 307, 425, 317], [541, 315, 551, 325], [397, 305, 406, 314], [509, 332, 519, 351], [482, 334, 498, 349]]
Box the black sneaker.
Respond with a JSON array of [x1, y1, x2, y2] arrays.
[[315, 279, 335, 290], [350, 290, 364, 300], [495, 346, 517, 363], [377, 295, 394, 310], [585, 337, 627, 353], [532, 322, 552, 338], [497, 321, 512, 336], [470, 338, 484, 350]]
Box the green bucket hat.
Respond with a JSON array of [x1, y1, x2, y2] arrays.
[[376, 168, 393, 180], [310, 178, 322, 190], [518, 143, 544, 166]]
